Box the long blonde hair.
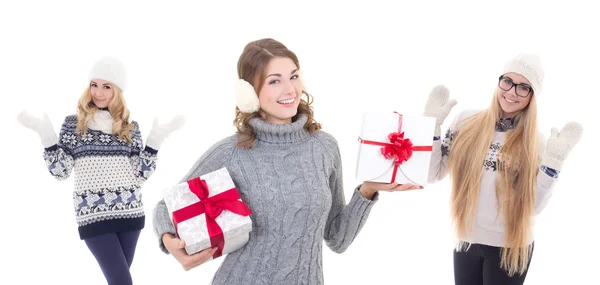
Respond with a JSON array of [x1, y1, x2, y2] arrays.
[[449, 89, 539, 276], [76, 84, 135, 143], [233, 38, 321, 148]]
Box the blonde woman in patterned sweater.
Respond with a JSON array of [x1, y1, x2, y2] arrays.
[[17, 57, 184, 285]]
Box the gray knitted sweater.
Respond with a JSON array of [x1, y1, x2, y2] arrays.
[[152, 113, 378, 285]]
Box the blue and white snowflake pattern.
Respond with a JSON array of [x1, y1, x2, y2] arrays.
[[99, 134, 112, 144], [81, 133, 94, 143], [61, 133, 78, 146]]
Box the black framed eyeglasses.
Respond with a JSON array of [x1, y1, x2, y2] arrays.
[[498, 75, 533, 98]]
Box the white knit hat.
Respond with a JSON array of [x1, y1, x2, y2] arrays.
[[88, 57, 127, 92], [502, 54, 544, 95]]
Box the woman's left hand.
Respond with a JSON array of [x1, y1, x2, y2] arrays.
[[541, 122, 583, 171]]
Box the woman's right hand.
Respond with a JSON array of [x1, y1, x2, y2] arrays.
[[423, 85, 457, 137], [162, 233, 218, 271], [17, 110, 58, 147]]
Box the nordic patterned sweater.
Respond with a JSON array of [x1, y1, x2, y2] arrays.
[[152, 113, 378, 285], [429, 109, 559, 247], [43, 109, 157, 239]]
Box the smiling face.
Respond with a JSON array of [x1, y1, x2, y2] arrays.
[[257, 57, 304, 124], [89, 79, 115, 108], [496, 72, 533, 117]]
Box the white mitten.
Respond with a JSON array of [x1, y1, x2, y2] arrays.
[[423, 85, 457, 137], [145, 115, 186, 150], [541, 122, 583, 171], [17, 110, 58, 148]]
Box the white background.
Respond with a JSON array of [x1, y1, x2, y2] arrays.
[[1, 1, 598, 284]]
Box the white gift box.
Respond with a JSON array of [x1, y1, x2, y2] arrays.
[[355, 112, 436, 186], [163, 167, 253, 257]]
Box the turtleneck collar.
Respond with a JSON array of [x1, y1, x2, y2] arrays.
[[248, 113, 311, 144], [88, 109, 114, 133]]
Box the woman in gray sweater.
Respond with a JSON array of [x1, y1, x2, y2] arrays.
[[152, 38, 420, 285]]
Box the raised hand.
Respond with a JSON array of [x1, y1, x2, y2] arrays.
[[17, 110, 58, 147], [145, 115, 186, 150], [541, 122, 583, 171], [423, 85, 457, 137]]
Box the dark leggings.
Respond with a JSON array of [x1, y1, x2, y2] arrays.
[[453, 243, 534, 285], [84, 230, 141, 285]]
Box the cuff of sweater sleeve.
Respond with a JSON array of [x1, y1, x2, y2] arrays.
[[44, 144, 59, 152], [145, 135, 163, 151], [540, 165, 559, 178], [144, 145, 158, 155], [353, 184, 379, 204]]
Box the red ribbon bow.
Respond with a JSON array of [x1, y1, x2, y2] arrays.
[[172, 177, 252, 258], [358, 112, 432, 183], [381, 132, 414, 166]]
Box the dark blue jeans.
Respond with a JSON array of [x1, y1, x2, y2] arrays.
[[84, 230, 141, 285], [453, 243, 534, 285]]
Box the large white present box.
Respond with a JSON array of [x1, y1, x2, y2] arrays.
[[163, 167, 253, 258], [355, 112, 436, 186]]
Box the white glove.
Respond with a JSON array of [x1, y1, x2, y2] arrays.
[[423, 85, 457, 137], [145, 115, 186, 150], [541, 122, 583, 171], [17, 110, 58, 148]]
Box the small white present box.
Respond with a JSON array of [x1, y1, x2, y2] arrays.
[[163, 167, 253, 258], [355, 112, 436, 186]]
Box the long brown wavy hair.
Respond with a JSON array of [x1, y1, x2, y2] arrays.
[[449, 89, 539, 276], [76, 83, 135, 143], [234, 38, 321, 148]]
